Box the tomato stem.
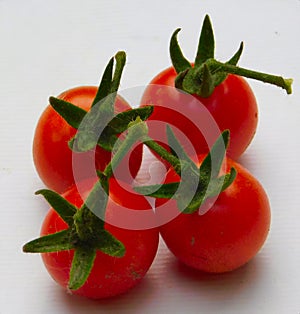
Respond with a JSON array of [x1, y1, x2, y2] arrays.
[[206, 59, 293, 94], [103, 117, 148, 178], [143, 137, 181, 174]]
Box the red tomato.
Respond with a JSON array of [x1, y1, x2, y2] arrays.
[[33, 86, 143, 193], [141, 67, 258, 160], [156, 156, 270, 273], [40, 177, 159, 299]]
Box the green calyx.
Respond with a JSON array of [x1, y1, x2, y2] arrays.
[[23, 117, 148, 291], [23, 178, 125, 291], [135, 129, 236, 214], [171, 14, 293, 97], [48, 51, 154, 153]]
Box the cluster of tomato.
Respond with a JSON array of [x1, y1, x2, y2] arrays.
[[23, 15, 292, 299]]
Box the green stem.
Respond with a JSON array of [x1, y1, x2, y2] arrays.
[[143, 136, 200, 179], [103, 118, 148, 178], [143, 137, 181, 174], [207, 59, 293, 94]]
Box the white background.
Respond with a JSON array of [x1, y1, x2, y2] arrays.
[[1, 1, 300, 313]]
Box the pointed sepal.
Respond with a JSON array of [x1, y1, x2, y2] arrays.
[[170, 28, 192, 74], [97, 106, 154, 151], [49, 97, 87, 129], [134, 182, 179, 199], [166, 124, 198, 173], [195, 14, 215, 66], [95, 230, 126, 257], [200, 129, 229, 180], [23, 230, 74, 253], [68, 246, 97, 290], [35, 189, 77, 226]]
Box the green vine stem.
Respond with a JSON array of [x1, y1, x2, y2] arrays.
[[103, 117, 149, 178]]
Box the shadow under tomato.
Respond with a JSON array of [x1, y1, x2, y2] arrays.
[[56, 274, 157, 313], [168, 253, 266, 303]]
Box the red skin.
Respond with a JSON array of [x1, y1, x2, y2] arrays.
[[40, 177, 159, 299], [156, 156, 271, 273], [33, 86, 143, 193], [141, 67, 258, 160]]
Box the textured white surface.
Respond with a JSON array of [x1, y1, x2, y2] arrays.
[[1, 1, 300, 313]]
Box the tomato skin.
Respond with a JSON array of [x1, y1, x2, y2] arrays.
[[141, 67, 258, 160], [40, 178, 159, 299], [33, 86, 143, 193], [156, 157, 270, 273]]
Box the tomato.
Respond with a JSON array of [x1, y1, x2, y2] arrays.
[[140, 67, 258, 160], [156, 156, 270, 273], [40, 177, 159, 299], [33, 86, 143, 193]]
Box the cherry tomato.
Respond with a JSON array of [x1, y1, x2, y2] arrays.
[[141, 67, 258, 160], [40, 177, 159, 299], [156, 156, 270, 273], [33, 86, 143, 193]]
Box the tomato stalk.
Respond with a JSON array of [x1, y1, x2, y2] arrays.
[[171, 14, 293, 98], [181, 59, 293, 97], [103, 117, 149, 178]]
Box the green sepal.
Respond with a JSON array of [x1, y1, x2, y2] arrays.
[[134, 182, 179, 199], [174, 69, 189, 91], [49, 97, 87, 129], [97, 130, 118, 151], [23, 230, 74, 253], [179, 189, 205, 214], [97, 106, 154, 151], [91, 51, 126, 108], [180, 130, 232, 213], [221, 167, 237, 191], [95, 230, 125, 257], [213, 42, 244, 86], [97, 171, 109, 195], [83, 179, 108, 221], [198, 63, 215, 98], [106, 106, 153, 134], [91, 57, 114, 108], [194, 14, 215, 66], [227, 42, 244, 66], [166, 124, 198, 173], [169, 28, 192, 73], [200, 129, 229, 180], [206, 167, 237, 198], [68, 246, 97, 290], [177, 166, 236, 214], [70, 94, 115, 152], [35, 189, 77, 226], [74, 180, 108, 241], [110, 51, 126, 95]]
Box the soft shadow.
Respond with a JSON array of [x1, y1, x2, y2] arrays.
[[168, 254, 265, 302], [56, 275, 157, 314]]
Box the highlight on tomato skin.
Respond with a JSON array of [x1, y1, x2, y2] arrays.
[[33, 86, 143, 193], [155, 155, 271, 274], [39, 177, 159, 299]]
